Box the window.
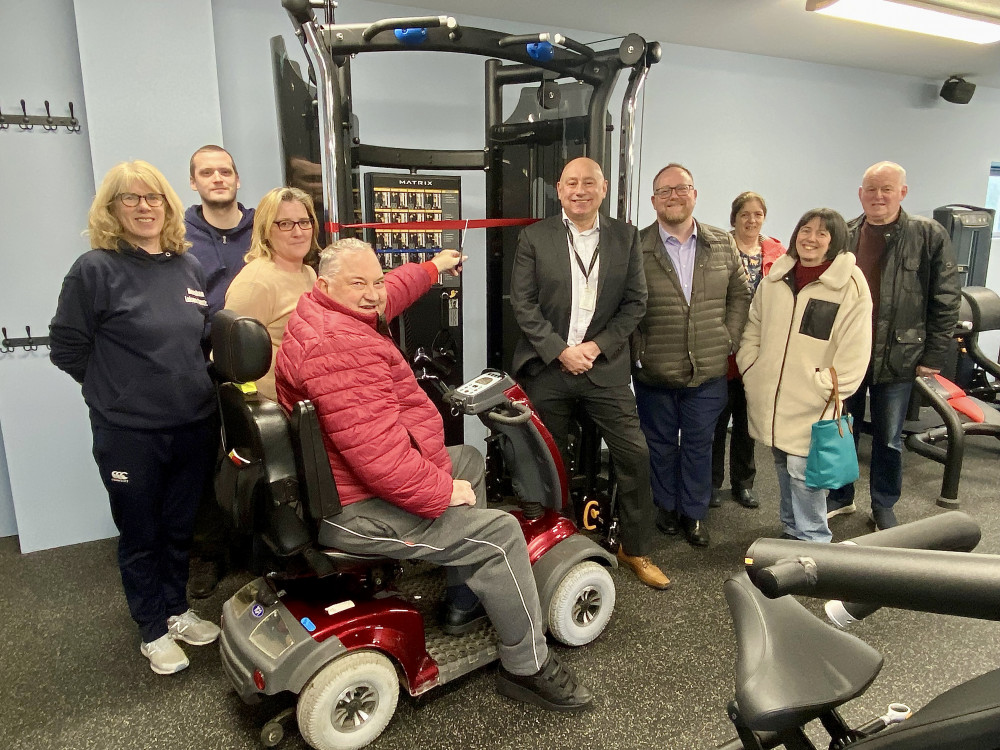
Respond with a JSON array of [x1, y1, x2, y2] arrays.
[[986, 163, 1000, 238]]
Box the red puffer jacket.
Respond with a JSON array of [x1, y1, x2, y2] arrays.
[[276, 262, 452, 518]]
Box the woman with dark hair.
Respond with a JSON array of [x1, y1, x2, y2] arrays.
[[711, 192, 786, 509], [736, 208, 872, 542], [50, 160, 220, 674], [224, 186, 321, 400]]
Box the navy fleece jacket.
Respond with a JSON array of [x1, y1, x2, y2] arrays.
[[50, 244, 215, 430], [184, 203, 255, 316]]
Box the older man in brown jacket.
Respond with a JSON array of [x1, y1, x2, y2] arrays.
[[632, 164, 750, 547]]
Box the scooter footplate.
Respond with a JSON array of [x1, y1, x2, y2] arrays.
[[395, 564, 500, 690]]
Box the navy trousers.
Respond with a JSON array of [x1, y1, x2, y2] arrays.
[[635, 376, 729, 521], [92, 419, 216, 642]]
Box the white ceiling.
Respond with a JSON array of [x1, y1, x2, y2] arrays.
[[383, 0, 1000, 89]]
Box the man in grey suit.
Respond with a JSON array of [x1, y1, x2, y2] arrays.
[[510, 157, 670, 590]]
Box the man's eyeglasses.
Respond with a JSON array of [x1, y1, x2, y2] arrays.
[[117, 192, 165, 207], [273, 219, 314, 232], [653, 185, 694, 199]]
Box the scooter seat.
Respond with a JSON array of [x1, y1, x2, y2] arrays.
[[321, 549, 394, 566], [726, 571, 883, 733]]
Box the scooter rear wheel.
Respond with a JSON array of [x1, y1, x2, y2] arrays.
[[548, 561, 616, 646], [297, 650, 399, 750]]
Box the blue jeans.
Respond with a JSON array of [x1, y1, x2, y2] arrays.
[[773, 449, 831, 543], [635, 376, 728, 520], [828, 376, 913, 510]]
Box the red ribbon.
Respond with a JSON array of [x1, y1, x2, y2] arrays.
[[324, 217, 539, 233]]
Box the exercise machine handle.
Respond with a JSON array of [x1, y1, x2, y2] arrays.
[[824, 511, 980, 626], [754, 556, 818, 599], [745, 541, 1000, 621]]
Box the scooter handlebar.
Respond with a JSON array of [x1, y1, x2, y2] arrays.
[[486, 400, 533, 425]]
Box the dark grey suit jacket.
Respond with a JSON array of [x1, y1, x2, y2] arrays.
[[509, 213, 647, 387]]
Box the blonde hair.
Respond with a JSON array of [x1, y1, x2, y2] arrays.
[[246, 187, 321, 262], [87, 161, 189, 253]]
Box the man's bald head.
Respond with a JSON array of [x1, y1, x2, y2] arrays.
[[557, 157, 608, 230]]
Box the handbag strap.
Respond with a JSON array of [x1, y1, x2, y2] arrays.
[[820, 367, 842, 421]]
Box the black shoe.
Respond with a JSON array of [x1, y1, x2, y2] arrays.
[[733, 488, 760, 509], [871, 506, 899, 530], [497, 653, 594, 712], [441, 601, 488, 636], [680, 516, 710, 547], [188, 559, 222, 599], [656, 509, 680, 535], [709, 488, 724, 508]]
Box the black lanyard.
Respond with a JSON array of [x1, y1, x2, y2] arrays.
[[565, 221, 600, 283]]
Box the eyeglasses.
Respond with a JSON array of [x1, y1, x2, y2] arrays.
[[117, 192, 165, 207], [273, 219, 314, 232], [653, 185, 694, 199]]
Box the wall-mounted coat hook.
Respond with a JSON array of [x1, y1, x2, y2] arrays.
[[43, 101, 58, 131], [19, 100, 32, 130], [67, 101, 80, 132], [0, 325, 50, 353], [2, 100, 83, 133]]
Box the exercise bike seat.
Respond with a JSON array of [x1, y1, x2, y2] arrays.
[[725, 571, 883, 733], [851, 666, 1000, 749]]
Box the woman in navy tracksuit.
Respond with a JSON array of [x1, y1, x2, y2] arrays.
[[50, 161, 220, 675]]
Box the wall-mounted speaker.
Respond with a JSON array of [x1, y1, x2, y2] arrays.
[[940, 76, 976, 104]]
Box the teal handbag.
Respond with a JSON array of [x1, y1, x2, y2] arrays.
[[805, 368, 859, 490]]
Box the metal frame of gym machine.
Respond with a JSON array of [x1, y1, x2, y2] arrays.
[[276, 0, 660, 512]]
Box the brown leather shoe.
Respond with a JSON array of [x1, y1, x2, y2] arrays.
[[616, 548, 672, 590]]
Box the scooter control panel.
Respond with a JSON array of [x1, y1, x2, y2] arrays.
[[446, 370, 516, 414]]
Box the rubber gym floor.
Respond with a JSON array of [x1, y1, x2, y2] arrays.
[[2, 437, 998, 750]]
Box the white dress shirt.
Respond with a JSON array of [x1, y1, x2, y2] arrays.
[[563, 210, 601, 347]]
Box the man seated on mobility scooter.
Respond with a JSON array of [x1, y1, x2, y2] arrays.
[[274, 238, 593, 712]]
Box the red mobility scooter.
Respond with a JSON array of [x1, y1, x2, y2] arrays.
[[210, 310, 617, 750]]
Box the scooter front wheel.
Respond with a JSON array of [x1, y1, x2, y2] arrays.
[[548, 561, 616, 646], [297, 650, 399, 750]]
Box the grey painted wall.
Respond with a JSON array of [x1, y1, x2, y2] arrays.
[[1, 0, 997, 550], [0, 0, 106, 547]]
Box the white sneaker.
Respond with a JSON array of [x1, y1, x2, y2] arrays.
[[167, 609, 221, 646], [826, 500, 856, 519], [141, 633, 189, 675]]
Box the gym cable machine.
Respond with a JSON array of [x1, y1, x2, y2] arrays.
[[273, 0, 660, 530]]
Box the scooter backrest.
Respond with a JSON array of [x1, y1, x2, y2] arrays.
[[962, 286, 1000, 335], [289, 400, 344, 525], [212, 309, 272, 384], [209, 310, 312, 556]]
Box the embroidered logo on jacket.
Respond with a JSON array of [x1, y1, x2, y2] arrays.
[[185, 288, 208, 306], [111, 470, 129, 483]]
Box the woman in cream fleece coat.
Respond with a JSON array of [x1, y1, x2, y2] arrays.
[[737, 208, 872, 542]]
